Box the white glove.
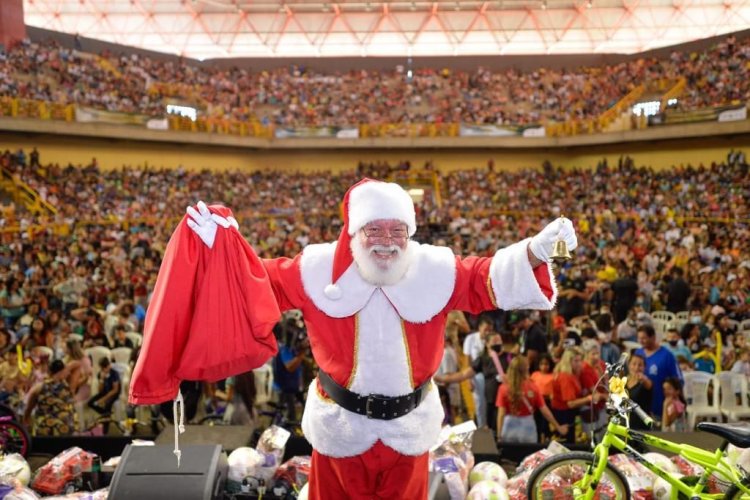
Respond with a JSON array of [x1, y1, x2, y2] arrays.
[[529, 217, 578, 263], [186, 201, 238, 249]]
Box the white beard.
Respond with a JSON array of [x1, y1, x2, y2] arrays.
[[350, 235, 413, 287]]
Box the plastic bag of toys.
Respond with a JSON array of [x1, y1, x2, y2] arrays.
[[607, 454, 652, 498], [505, 441, 570, 499], [505, 469, 531, 500], [42, 489, 109, 500], [271, 456, 311, 499], [255, 425, 292, 482], [226, 447, 266, 494], [1, 485, 40, 500], [0, 454, 31, 487], [30, 447, 94, 496], [429, 421, 477, 500]]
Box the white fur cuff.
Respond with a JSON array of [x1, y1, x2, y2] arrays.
[[489, 238, 558, 310]]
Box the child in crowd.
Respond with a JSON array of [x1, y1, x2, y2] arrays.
[[694, 341, 717, 374], [731, 347, 750, 377], [662, 377, 687, 432]]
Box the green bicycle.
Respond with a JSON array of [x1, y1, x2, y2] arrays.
[[527, 355, 750, 499]]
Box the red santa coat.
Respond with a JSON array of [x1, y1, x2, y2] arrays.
[[263, 238, 555, 458]]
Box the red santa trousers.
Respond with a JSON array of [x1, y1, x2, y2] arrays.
[[308, 440, 428, 499]]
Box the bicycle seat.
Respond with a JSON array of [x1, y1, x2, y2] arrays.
[[697, 421, 750, 448]]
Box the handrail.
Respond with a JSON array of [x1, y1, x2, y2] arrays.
[[0, 166, 57, 216], [661, 77, 687, 110], [96, 56, 123, 79]]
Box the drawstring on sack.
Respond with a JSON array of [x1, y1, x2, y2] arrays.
[[173, 389, 186, 467]]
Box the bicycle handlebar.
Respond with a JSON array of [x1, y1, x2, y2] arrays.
[[630, 400, 654, 428]]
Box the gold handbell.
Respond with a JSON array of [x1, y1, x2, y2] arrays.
[[551, 240, 572, 263]]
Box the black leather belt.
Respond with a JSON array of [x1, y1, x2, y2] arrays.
[[318, 369, 431, 420]]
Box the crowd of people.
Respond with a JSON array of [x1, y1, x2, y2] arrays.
[[1, 33, 749, 128], [0, 147, 747, 443]]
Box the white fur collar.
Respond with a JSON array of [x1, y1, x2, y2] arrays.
[[300, 241, 456, 323]]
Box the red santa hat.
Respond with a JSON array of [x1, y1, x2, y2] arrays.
[[323, 178, 416, 300]]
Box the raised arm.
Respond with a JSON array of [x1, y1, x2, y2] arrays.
[[447, 217, 577, 314]]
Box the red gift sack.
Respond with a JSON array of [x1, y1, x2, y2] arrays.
[[129, 205, 280, 405]]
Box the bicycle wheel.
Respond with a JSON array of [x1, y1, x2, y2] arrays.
[[527, 451, 631, 500], [724, 477, 750, 500], [0, 420, 31, 457]]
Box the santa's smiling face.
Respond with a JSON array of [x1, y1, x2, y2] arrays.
[[350, 219, 412, 286]]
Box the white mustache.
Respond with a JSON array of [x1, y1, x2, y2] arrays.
[[369, 245, 402, 256]]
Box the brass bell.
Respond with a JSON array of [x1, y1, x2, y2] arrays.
[[551, 240, 572, 263]]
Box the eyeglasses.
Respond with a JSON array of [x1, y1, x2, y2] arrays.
[[361, 225, 409, 242]]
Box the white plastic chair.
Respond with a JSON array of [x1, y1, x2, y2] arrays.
[[740, 319, 750, 332], [125, 332, 142, 348], [33, 346, 54, 361], [651, 319, 670, 343], [67, 333, 84, 343], [683, 371, 722, 430], [85, 346, 111, 394], [110, 347, 133, 366], [652, 311, 676, 323], [253, 363, 274, 406], [566, 327, 582, 337], [110, 362, 131, 422], [675, 311, 690, 323], [718, 372, 750, 421], [622, 341, 641, 354]]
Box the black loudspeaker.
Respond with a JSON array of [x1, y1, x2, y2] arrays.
[[108, 444, 227, 500]]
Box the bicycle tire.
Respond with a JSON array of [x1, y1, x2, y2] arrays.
[[724, 476, 750, 500], [526, 451, 631, 500], [0, 420, 31, 457]]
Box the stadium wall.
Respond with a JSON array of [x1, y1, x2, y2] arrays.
[[1, 130, 749, 173]]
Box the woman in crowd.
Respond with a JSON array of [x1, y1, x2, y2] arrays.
[[551, 347, 603, 442], [496, 356, 568, 443], [625, 352, 653, 430], [24, 359, 75, 436], [579, 339, 608, 430], [214, 372, 257, 426], [63, 338, 92, 431], [22, 318, 54, 350]]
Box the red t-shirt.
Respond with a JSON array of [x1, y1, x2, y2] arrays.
[[580, 361, 607, 410], [496, 380, 545, 417], [551, 372, 583, 411]]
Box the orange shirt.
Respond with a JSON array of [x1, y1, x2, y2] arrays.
[[551, 372, 583, 411], [496, 380, 545, 417], [530, 371, 555, 398]]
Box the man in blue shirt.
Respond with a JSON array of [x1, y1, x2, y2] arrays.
[[635, 325, 682, 418]]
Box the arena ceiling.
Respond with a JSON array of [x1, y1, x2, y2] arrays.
[[23, 0, 750, 59]]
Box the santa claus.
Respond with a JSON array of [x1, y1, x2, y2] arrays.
[[131, 178, 576, 499]]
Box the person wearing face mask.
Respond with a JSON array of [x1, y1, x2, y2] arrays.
[[435, 332, 516, 435], [616, 309, 638, 342], [594, 313, 621, 366], [664, 327, 693, 363]]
